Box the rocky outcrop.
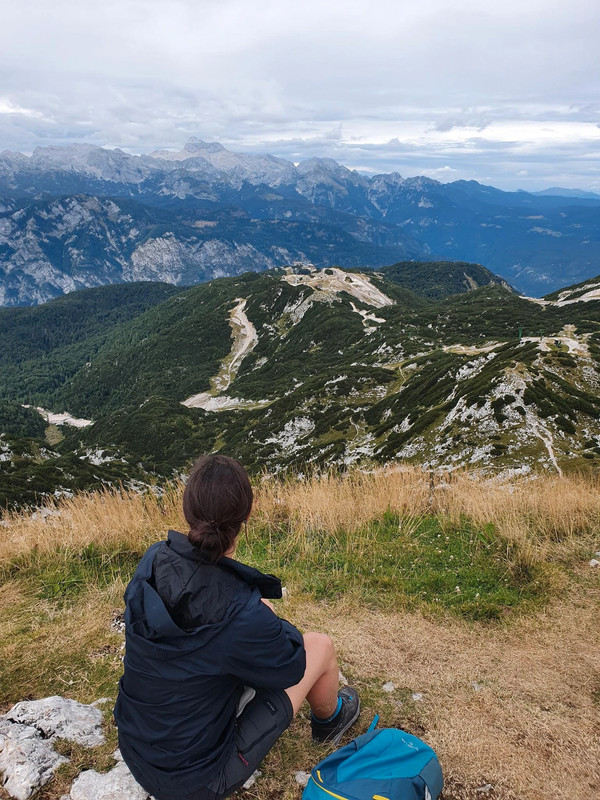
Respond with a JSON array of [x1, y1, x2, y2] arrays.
[[0, 717, 67, 800], [6, 696, 105, 747], [0, 696, 108, 800], [1, 696, 261, 800], [67, 756, 149, 800]]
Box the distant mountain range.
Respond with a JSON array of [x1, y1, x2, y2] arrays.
[[1, 139, 600, 305], [1, 263, 599, 508], [532, 187, 600, 200]]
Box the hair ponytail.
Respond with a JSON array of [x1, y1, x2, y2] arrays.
[[183, 455, 253, 561], [187, 520, 232, 561]]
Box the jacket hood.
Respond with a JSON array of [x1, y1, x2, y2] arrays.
[[123, 532, 282, 658], [164, 530, 283, 598]]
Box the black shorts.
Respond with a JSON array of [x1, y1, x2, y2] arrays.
[[153, 687, 294, 800]]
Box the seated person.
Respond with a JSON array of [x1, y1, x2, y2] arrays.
[[115, 454, 360, 800]]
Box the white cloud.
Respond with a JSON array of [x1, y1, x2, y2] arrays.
[[0, 0, 599, 190]]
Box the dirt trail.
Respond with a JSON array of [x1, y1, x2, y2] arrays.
[[182, 298, 261, 410], [349, 301, 385, 333], [443, 342, 501, 355], [22, 405, 93, 428]]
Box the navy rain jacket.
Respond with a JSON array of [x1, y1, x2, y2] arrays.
[[114, 530, 306, 797]]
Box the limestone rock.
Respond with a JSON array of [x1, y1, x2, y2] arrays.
[[0, 718, 67, 800], [295, 771, 311, 787], [69, 762, 149, 800], [6, 696, 105, 747], [382, 681, 395, 693], [242, 769, 261, 790]]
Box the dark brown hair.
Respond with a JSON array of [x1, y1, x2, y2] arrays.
[[183, 454, 253, 561]]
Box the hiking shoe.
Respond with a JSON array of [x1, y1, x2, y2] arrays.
[[311, 686, 360, 745]]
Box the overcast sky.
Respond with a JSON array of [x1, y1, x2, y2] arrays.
[[1, 0, 599, 190]]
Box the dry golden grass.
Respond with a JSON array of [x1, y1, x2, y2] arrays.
[[280, 583, 600, 800], [3, 466, 599, 565], [0, 483, 186, 564], [435, 470, 600, 557], [1, 467, 599, 800]]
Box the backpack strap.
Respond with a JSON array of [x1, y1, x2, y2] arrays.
[[366, 714, 379, 732]]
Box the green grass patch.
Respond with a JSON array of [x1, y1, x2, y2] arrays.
[[239, 512, 554, 621], [2, 513, 555, 633], [2, 543, 141, 603]]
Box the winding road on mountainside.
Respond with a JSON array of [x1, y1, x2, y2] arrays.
[[181, 270, 395, 411], [182, 297, 263, 411]]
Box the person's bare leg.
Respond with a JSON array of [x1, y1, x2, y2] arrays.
[[285, 632, 339, 717]]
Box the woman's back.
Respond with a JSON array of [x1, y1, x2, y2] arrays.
[[114, 454, 358, 800], [114, 529, 305, 798]]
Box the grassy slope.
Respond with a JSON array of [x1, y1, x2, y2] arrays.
[[1, 270, 597, 415], [0, 469, 598, 800], [71, 283, 600, 478]]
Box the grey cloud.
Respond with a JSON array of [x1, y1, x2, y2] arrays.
[[1, 0, 600, 190], [432, 116, 492, 133]]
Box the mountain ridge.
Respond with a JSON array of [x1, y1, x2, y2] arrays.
[[1, 141, 600, 305]]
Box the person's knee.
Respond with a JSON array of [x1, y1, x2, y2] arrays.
[[303, 632, 336, 666]]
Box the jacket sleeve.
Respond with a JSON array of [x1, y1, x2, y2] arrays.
[[223, 594, 306, 689]]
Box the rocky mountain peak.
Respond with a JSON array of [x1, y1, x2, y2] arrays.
[[1, 140, 600, 300], [183, 138, 226, 154]]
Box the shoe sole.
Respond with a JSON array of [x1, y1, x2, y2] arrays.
[[329, 698, 361, 746]]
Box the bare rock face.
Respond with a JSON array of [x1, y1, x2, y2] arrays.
[[68, 761, 150, 800], [0, 696, 107, 799], [0, 718, 67, 800], [5, 696, 105, 747]]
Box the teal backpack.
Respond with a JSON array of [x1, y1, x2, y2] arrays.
[[302, 717, 443, 800]]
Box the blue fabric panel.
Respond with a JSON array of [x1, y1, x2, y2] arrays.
[[339, 776, 421, 800], [419, 757, 444, 799], [336, 730, 434, 782]]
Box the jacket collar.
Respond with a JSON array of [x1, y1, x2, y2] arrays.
[[166, 530, 282, 599]]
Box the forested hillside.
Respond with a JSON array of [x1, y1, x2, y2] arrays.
[[1, 264, 599, 508]]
